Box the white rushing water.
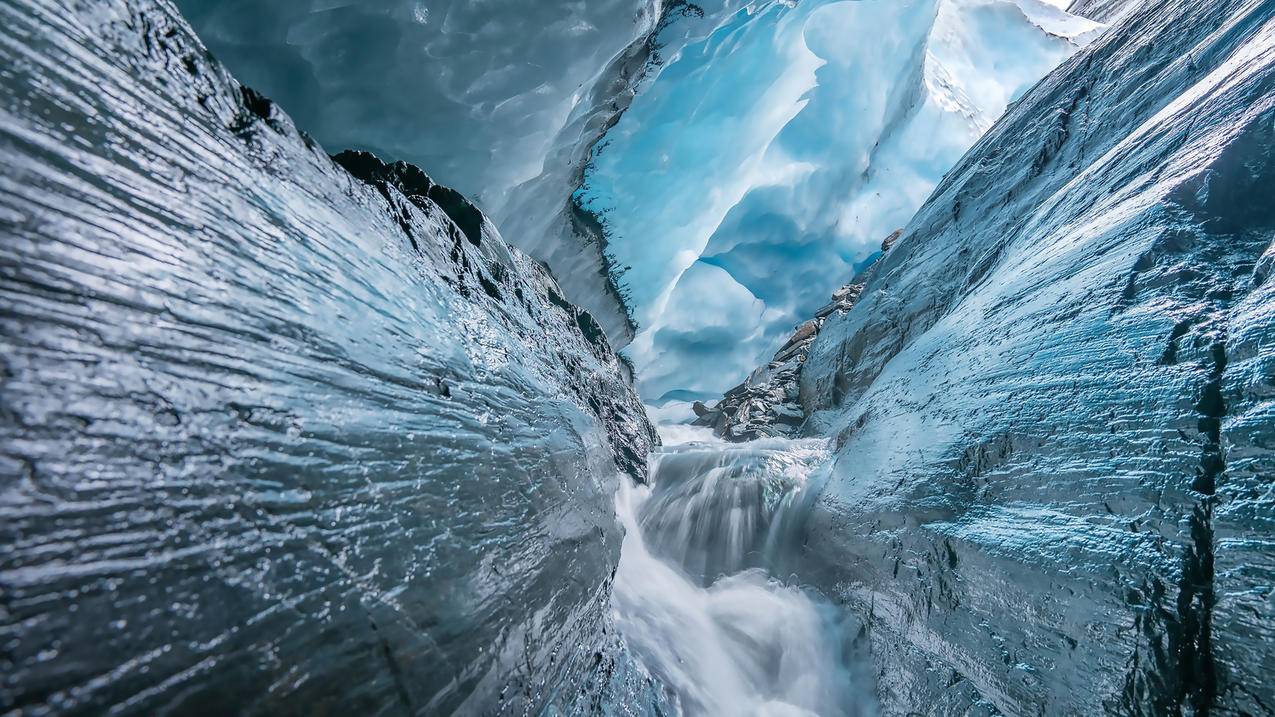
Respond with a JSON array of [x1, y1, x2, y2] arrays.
[[612, 437, 871, 716]]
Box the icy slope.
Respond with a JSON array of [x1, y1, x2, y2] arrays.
[[1067, 0, 1145, 22], [172, 0, 662, 347], [474, 1, 754, 348], [794, 0, 1275, 712], [172, 0, 756, 349], [577, 0, 1104, 402], [171, 0, 1102, 366], [0, 1, 658, 713]]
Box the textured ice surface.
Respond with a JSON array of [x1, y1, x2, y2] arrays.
[[791, 0, 1275, 712], [577, 0, 1104, 402], [173, 0, 661, 347], [0, 0, 660, 713], [1067, 0, 1145, 21]]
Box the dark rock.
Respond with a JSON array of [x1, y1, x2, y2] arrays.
[[694, 230, 900, 443], [333, 149, 487, 247], [881, 228, 903, 251]]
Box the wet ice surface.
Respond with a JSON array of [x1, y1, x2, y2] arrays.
[[171, 0, 1105, 370], [5, 0, 1274, 712], [173, 0, 662, 214], [791, 0, 1275, 712], [0, 1, 658, 713], [172, 1, 761, 349], [612, 437, 873, 716]]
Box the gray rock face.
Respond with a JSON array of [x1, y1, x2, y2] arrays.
[[795, 0, 1275, 713], [0, 0, 657, 713], [694, 231, 901, 443]]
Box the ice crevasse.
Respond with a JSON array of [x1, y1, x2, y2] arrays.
[[577, 0, 1106, 404]]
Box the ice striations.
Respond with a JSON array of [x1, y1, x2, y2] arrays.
[[5, 0, 1274, 714], [0, 0, 660, 713], [779, 0, 1275, 713], [171, 0, 1106, 371], [172, 0, 661, 215], [576, 0, 1105, 404]]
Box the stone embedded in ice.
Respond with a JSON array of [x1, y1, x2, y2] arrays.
[[694, 238, 891, 442]]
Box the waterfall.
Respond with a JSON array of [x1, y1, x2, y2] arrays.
[[612, 436, 872, 716]]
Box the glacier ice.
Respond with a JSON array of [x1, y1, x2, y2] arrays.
[[1066, 0, 1145, 21], [173, 0, 661, 214], [783, 0, 1275, 712], [576, 0, 1104, 402], [3, 0, 1274, 713], [0, 1, 658, 713], [171, 0, 1104, 383], [171, 0, 769, 349]]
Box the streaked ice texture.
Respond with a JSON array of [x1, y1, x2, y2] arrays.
[[172, 0, 663, 346], [576, 0, 1104, 401], [1067, 0, 1145, 21], [0, 0, 659, 713], [612, 438, 872, 715], [786, 0, 1275, 712], [5, 0, 1274, 714]]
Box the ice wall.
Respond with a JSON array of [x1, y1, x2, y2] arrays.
[[173, 0, 760, 348], [0, 0, 660, 712], [793, 0, 1275, 710], [576, 0, 1104, 402]]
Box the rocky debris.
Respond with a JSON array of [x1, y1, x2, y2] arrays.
[[332, 149, 488, 247], [693, 231, 901, 442]]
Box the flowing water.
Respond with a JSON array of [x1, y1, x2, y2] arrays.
[[612, 435, 870, 716]]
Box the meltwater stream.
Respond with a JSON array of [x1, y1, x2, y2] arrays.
[[612, 436, 869, 716]]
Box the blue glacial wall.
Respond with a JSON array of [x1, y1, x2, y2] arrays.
[[789, 0, 1275, 712], [0, 0, 659, 713], [577, 0, 1106, 404]]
